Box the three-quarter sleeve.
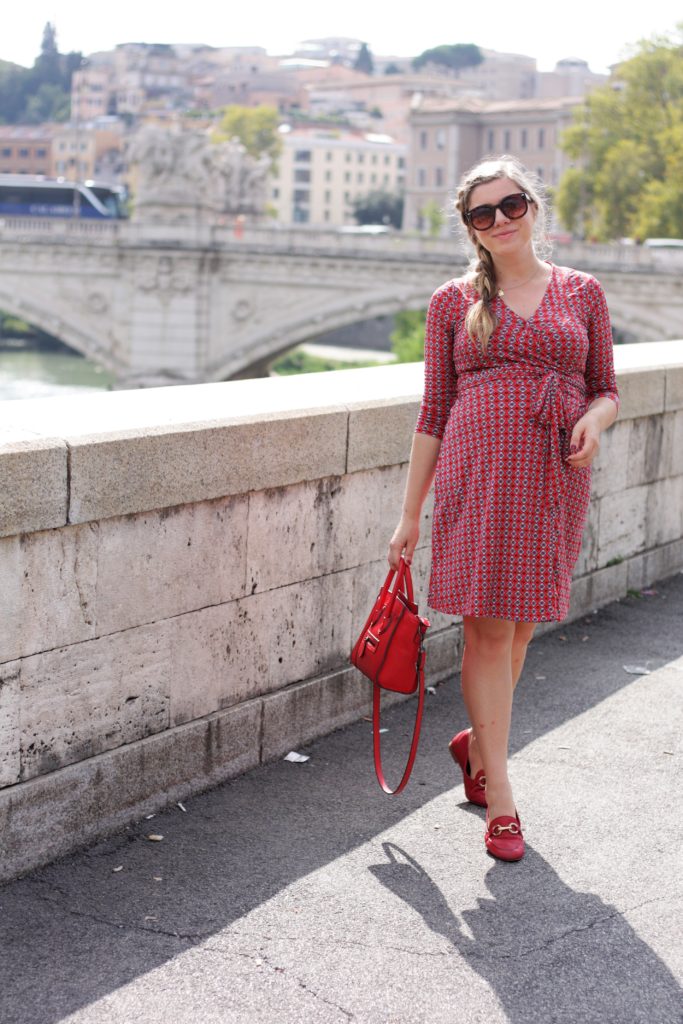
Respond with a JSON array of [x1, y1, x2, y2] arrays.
[[584, 276, 620, 410], [415, 283, 458, 439]]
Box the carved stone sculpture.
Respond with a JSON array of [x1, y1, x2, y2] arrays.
[[127, 127, 271, 224]]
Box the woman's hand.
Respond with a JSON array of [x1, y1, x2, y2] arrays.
[[388, 515, 420, 570], [565, 411, 602, 469]]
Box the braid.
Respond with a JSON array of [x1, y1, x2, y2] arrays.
[[466, 240, 498, 354]]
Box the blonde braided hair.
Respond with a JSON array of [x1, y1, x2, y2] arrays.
[[455, 155, 549, 353]]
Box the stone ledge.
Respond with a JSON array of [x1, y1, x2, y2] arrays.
[[0, 431, 67, 538]]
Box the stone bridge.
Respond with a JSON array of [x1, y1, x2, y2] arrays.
[[1, 217, 682, 387]]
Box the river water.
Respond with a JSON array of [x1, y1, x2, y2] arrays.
[[0, 346, 116, 401]]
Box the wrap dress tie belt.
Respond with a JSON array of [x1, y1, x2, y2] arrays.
[[456, 364, 588, 511]]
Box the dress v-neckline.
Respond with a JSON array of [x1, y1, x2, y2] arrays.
[[498, 262, 555, 324]]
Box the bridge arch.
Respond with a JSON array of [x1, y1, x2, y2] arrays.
[[0, 285, 124, 376]]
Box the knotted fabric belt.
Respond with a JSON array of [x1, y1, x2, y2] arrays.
[[456, 365, 587, 509]]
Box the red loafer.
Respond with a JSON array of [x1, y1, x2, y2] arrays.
[[448, 728, 487, 807], [485, 812, 525, 862]]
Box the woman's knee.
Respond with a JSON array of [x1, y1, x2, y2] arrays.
[[513, 621, 536, 649], [463, 616, 515, 657]]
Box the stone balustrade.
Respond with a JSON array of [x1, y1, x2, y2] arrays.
[[1, 343, 682, 882]]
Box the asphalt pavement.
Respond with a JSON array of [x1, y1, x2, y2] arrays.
[[1, 573, 682, 1024]]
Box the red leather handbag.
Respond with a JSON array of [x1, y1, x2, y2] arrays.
[[350, 557, 430, 795]]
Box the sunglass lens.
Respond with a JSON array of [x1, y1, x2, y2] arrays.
[[500, 194, 528, 219], [469, 207, 495, 230]]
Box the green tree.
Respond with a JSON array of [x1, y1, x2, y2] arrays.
[[354, 43, 374, 75], [213, 104, 281, 162], [412, 44, 483, 74], [419, 199, 445, 237], [351, 189, 403, 228], [557, 27, 683, 240], [0, 25, 80, 124], [390, 309, 427, 362]]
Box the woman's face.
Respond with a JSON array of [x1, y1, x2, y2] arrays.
[[466, 176, 536, 258]]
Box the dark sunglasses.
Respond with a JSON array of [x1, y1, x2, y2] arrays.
[[464, 192, 530, 231]]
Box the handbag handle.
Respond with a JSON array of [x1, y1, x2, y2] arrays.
[[372, 638, 426, 795], [373, 557, 414, 634]]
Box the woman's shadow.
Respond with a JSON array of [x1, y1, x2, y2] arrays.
[[369, 839, 680, 1024]]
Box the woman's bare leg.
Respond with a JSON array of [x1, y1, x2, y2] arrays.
[[467, 620, 536, 777], [460, 616, 516, 821]]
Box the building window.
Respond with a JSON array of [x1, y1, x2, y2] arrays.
[[435, 167, 444, 187], [436, 129, 446, 150], [325, 170, 332, 182], [293, 189, 310, 203], [537, 167, 544, 180], [420, 130, 428, 150], [398, 156, 405, 169], [371, 173, 377, 184], [19, 148, 29, 157], [324, 209, 331, 221], [357, 172, 364, 184], [326, 151, 333, 161], [384, 154, 390, 165], [344, 191, 350, 202], [294, 150, 312, 162], [538, 128, 545, 149], [503, 130, 511, 150], [344, 171, 351, 183], [272, 187, 280, 198], [357, 152, 364, 163], [324, 189, 331, 203], [383, 173, 389, 185], [521, 129, 528, 149], [293, 207, 309, 223], [418, 168, 426, 187], [1, 148, 11, 157], [487, 129, 495, 150], [345, 152, 352, 162], [36, 148, 47, 157], [294, 168, 311, 183]]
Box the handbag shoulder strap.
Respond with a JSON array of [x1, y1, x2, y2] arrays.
[[372, 642, 426, 796]]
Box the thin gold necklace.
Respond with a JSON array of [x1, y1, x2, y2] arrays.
[[498, 264, 545, 298]]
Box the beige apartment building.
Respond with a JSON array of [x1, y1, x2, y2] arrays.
[[403, 95, 582, 232], [271, 127, 406, 226], [0, 127, 52, 175]]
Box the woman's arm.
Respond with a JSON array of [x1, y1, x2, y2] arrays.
[[388, 433, 442, 569]]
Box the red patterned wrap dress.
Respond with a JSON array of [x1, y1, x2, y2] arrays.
[[415, 263, 620, 623]]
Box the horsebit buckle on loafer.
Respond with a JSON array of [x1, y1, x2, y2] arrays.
[[491, 822, 521, 836]]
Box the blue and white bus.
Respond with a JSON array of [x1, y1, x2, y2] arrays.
[[0, 175, 127, 219]]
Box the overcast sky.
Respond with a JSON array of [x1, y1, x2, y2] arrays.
[[5, 1, 681, 74]]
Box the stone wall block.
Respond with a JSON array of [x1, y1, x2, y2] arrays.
[[247, 466, 406, 593], [596, 486, 649, 567], [590, 420, 630, 498], [626, 414, 674, 489], [0, 700, 262, 884], [568, 561, 629, 620], [574, 498, 600, 578], [616, 368, 665, 421], [665, 365, 683, 411], [0, 432, 67, 538], [95, 495, 248, 636], [645, 476, 683, 548], [626, 539, 683, 591], [0, 537, 23, 664], [14, 522, 100, 659], [661, 410, 683, 478], [19, 621, 173, 781], [347, 398, 419, 473], [67, 411, 348, 523], [0, 660, 21, 788], [169, 601, 260, 727]]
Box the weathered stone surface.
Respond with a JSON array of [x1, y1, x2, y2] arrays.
[[346, 397, 419, 473], [0, 699, 262, 884], [662, 410, 683, 478], [626, 414, 674, 488], [645, 476, 683, 548], [0, 431, 67, 537], [170, 571, 354, 726], [627, 539, 683, 591], [0, 660, 20, 789], [0, 537, 23, 663], [574, 498, 600, 578], [95, 495, 248, 634], [616, 368, 666, 421], [590, 420, 630, 498], [20, 621, 172, 781], [568, 561, 629, 619], [665, 365, 683, 411], [247, 466, 405, 593], [67, 411, 348, 523], [597, 486, 649, 567]]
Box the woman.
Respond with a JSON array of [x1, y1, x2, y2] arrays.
[[388, 156, 619, 862]]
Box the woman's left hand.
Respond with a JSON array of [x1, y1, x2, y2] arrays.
[[565, 412, 602, 469]]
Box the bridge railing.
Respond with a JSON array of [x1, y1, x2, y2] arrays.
[[0, 343, 682, 882]]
